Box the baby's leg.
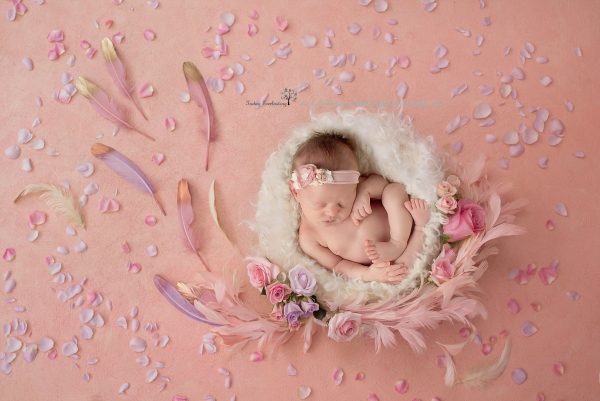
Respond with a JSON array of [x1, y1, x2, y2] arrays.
[[393, 198, 430, 268], [364, 183, 413, 263]]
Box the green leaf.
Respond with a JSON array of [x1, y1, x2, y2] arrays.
[[313, 308, 326, 320]]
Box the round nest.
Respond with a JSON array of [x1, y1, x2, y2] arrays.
[[253, 108, 445, 305]]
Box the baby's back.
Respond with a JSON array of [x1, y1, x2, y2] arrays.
[[300, 200, 391, 265]]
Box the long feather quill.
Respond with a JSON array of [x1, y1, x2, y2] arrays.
[[76, 76, 154, 141], [14, 183, 85, 228], [101, 37, 148, 120], [153, 275, 221, 325], [91, 143, 166, 215], [183, 61, 215, 171], [177, 179, 211, 271]]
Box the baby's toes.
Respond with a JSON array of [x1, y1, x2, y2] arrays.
[[403, 200, 413, 211]]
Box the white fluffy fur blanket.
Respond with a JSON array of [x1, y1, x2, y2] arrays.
[[251, 108, 446, 305]]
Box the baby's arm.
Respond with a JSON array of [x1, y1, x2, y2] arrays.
[[351, 174, 388, 225], [299, 235, 405, 283]]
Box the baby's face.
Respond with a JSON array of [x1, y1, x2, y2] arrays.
[[296, 183, 357, 226]]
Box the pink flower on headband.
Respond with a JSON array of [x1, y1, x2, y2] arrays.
[[290, 164, 359, 190]]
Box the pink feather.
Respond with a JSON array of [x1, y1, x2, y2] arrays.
[[177, 179, 211, 271], [101, 37, 148, 120], [75, 77, 154, 141], [90, 143, 165, 215], [183, 62, 215, 171]]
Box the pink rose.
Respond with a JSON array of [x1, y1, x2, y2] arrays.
[[270, 305, 284, 321], [435, 195, 458, 214], [436, 180, 458, 197], [266, 281, 292, 304], [246, 257, 280, 290], [327, 312, 361, 342], [430, 244, 457, 285], [446, 175, 461, 188], [443, 198, 486, 242]]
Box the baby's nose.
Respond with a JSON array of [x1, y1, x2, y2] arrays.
[[324, 204, 340, 217]]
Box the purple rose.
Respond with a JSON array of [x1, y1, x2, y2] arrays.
[[300, 300, 319, 317], [284, 302, 304, 325], [288, 264, 317, 296]]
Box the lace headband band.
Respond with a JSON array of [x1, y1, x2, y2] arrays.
[[290, 164, 360, 190]]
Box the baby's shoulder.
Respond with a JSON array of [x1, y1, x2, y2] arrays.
[[298, 221, 325, 248]]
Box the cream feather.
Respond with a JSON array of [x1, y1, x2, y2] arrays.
[[14, 183, 85, 228]]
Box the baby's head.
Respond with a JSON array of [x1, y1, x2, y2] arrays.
[[288, 131, 360, 226]]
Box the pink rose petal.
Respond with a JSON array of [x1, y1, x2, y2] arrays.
[[164, 117, 176, 132], [512, 368, 527, 384], [275, 16, 288, 31], [537, 157, 549, 169], [145, 215, 157, 226], [301, 35, 317, 48], [113, 32, 125, 44], [98, 197, 120, 213], [367, 395, 380, 401], [332, 368, 344, 385], [566, 291, 581, 301], [3, 248, 16, 262], [507, 298, 520, 314], [552, 362, 565, 376], [565, 100, 574, 112], [143, 29, 156, 41], [548, 119, 564, 137], [355, 372, 365, 380], [547, 135, 562, 146], [520, 321, 538, 337], [152, 153, 165, 165], [545, 219, 555, 230], [503, 130, 519, 145], [451, 83, 468, 98], [530, 302, 542, 312], [397, 55, 410, 68], [287, 364, 298, 376], [298, 386, 311, 400], [394, 379, 409, 394], [247, 23, 258, 37], [396, 81, 408, 99], [538, 264, 558, 285], [139, 83, 154, 98], [28, 210, 47, 228], [127, 262, 141, 274], [121, 241, 131, 253], [540, 76, 553, 86], [521, 128, 539, 145], [250, 351, 263, 362], [481, 343, 492, 355]]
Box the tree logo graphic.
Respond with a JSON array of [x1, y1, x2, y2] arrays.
[[281, 88, 297, 105]]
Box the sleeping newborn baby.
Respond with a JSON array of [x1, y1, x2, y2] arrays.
[[288, 132, 430, 284]]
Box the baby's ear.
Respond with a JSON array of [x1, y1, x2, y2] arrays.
[[287, 179, 299, 200]]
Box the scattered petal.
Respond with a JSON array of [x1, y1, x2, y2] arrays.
[[130, 337, 147, 352], [164, 117, 176, 132], [332, 368, 344, 385], [275, 16, 288, 31], [61, 340, 78, 356], [473, 102, 492, 119], [3, 248, 16, 262], [566, 291, 581, 301], [552, 362, 565, 376], [538, 264, 558, 285], [76, 162, 94, 177], [287, 364, 298, 376], [554, 202, 568, 217], [507, 298, 520, 314], [119, 383, 130, 394], [4, 145, 21, 159], [512, 368, 527, 384], [146, 368, 158, 383], [301, 35, 317, 48], [98, 197, 120, 213], [298, 385, 311, 400], [144, 29, 156, 41], [540, 76, 553, 86], [394, 379, 409, 394], [152, 153, 165, 165], [347, 22, 361, 35], [250, 351, 263, 362], [139, 83, 154, 98], [520, 321, 538, 337], [396, 81, 408, 99]]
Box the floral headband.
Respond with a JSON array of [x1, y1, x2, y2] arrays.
[[290, 164, 360, 190]]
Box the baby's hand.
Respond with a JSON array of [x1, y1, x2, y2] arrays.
[[351, 191, 372, 225]]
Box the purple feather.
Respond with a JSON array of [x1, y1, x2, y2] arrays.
[[153, 275, 222, 326], [91, 143, 166, 215]]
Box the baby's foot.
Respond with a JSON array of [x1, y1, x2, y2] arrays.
[[404, 198, 430, 229], [364, 239, 406, 264]]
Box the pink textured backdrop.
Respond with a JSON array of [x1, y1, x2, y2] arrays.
[[1, 1, 599, 400]]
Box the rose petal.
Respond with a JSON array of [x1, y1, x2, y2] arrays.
[[130, 337, 147, 352], [566, 291, 581, 301], [275, 16, 288, 31], [347, 22, 361, 35], [520, 321, 538, 337], [509, 144, 524, 157], [144, 29, 156, 41], [507, 298, 520, 314], [301, 35, 317, 48], [298, 385, 311, 400], [164, 117, 176, 132], [287, 364, 298, 376], [396, 81, 408, 99], [250, 351, 263, 362], [139, 83, 154, 98], [538, 264, 558, 285], [473, 102, 492, 119], [512, 368, 527, 384], [554, 202, 568, 217], [540, 76, 553, 86], [548, 119, 564, 137], [152, 153, 165, 165], [332, 368, 344, 385], [394, 379, 409, 394], [552, 362, 565, 376]]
